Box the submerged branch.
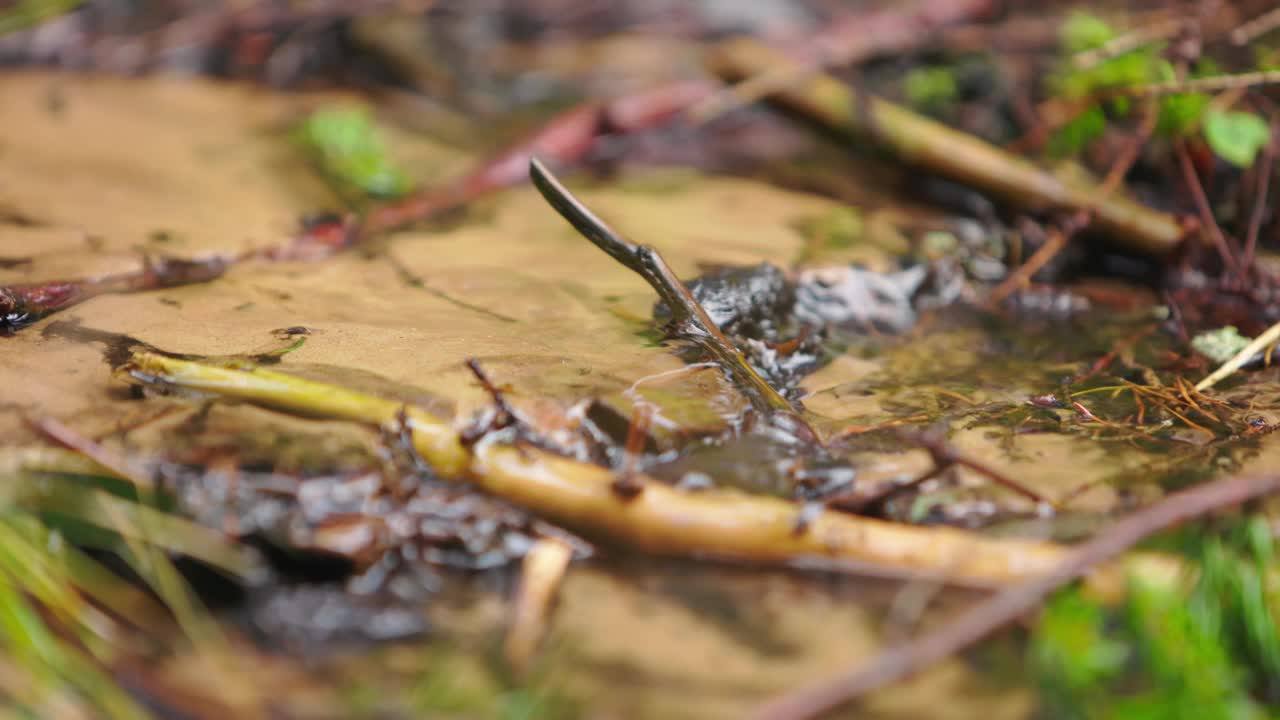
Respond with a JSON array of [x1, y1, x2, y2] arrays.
[[119, 351, 1179, 590], [705, 38, 1185, 258]]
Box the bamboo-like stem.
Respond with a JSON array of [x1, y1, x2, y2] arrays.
[[124, 351, 471, 477], [120, 351, 1179, 590], [705, 38, 1184, 258]]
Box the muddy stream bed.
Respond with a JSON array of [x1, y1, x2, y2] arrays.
[[4, 8, 1280, 717]]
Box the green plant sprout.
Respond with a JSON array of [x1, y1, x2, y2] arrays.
[[1032, 516, 1280, 719], [296, 105, 415, 199], [1050, 12, 1271, 168]]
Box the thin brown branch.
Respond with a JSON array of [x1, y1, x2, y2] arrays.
[[459, 358, 519, 446], [984, 227, 1071, 307], [1071, 17, 1184, 70], [1232, 7, 1280, 45], [2, 82, 712, 335], [754, 471, 1280, 720], [1, 255, 229, 335], [1242, 123, 1276, 274], [900, 429, 1052, 507], [1176, 139, 1243, 277], [1071, 324, 1159, 385], [613, 405, 651, 499], [1109, 70, 1280, 97], [987, 103, 1159, 306], [824, 464, 946, 515], [27, 416, 155, 491]]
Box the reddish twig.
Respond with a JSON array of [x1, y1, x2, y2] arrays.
[[364, 81, 714, 236], [459, 358, 519, 447], [612, 405, 652, 499], [1071, 323, 1159, 385], [755, 471, 1280, 720], [900, 429, 1052, 507], [1176, 139, 1243, 278], [2, 81, 713, 335], [1, 255, 229, 335], [826, 463, 946, 515], [1242, 122, 1276, 275], [828, 428, 1051, 514], [26, 416, 155, 490], [983, 225, 1071, 307], [987, 104, 1159, 307]]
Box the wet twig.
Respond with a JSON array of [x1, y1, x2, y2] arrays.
[[527, 157, 818, 441], [459, 358, 520, 446], [1232, 7, 1280, 45], [899, 429, 1052, 508], [1176, 139, 1243, 277], [827, 429, 1051, 514], [1242, 122, 1276, 274], [612, 405, 651, 499], [27, 416, 155, 491], [0, 255, 230, 335], [362, 82, 713, 237], [755, 471, 1280, 720], [986, 101, 1161, 307]]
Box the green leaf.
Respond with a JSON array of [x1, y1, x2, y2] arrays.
[[1203, 110, 1271, 168], [296, 106, 415, 198], [1062, 11, 1117, 54], [1255, 45, 1280, 72], [0, 0, 83, 37], [1157, 92, 1210, 137], [1034, 589, 1129, 691], [903, 67, 958, 110], [1191, 57, 1224, 79], [1049, 106, 1107, 156], [1051, 50, 1164, 100]]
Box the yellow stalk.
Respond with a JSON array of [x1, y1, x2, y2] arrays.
[[121, 351, 1177, 591]]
